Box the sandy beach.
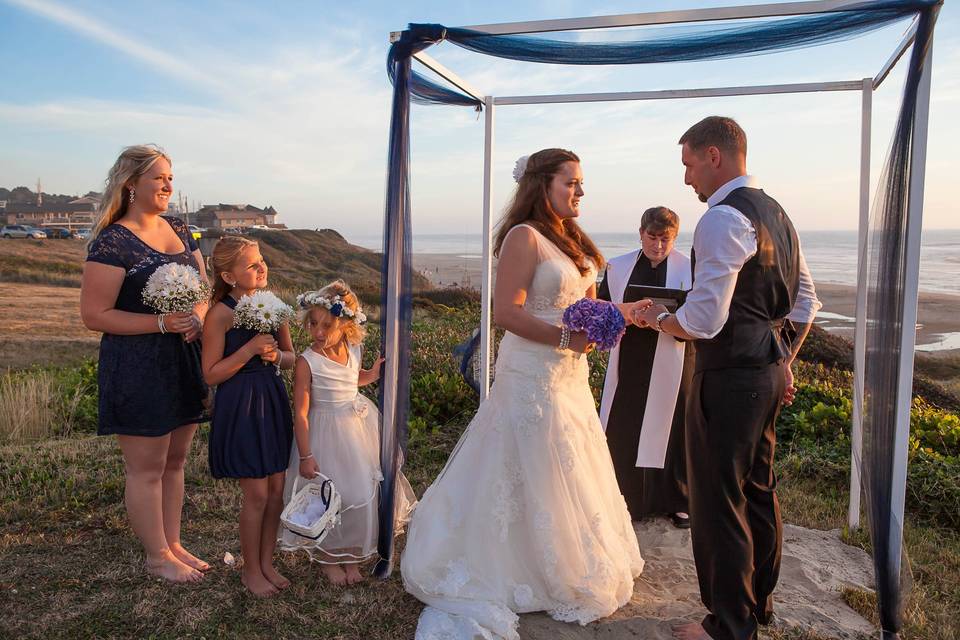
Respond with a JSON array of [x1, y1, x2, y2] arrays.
[[413, 254, 960, 354]]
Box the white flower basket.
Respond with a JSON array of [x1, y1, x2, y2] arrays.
[[280, 474, 342, 542]]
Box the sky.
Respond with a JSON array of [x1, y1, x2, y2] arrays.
[[1, 0, 958, 241]]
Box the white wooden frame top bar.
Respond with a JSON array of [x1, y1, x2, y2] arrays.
[[392, 0, 932, 545]]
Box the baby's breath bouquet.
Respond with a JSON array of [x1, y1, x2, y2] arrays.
[[233, 291, 295, 334], [234, 291, 294, 375], [142, 262, 209, 313]]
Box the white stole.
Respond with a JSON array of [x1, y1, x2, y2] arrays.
[[599, 249, 691, 468]]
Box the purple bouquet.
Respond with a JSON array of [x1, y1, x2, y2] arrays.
[[561, 298, 626, 351]]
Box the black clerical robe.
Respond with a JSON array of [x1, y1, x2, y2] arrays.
[[598, 253, 693, 518]]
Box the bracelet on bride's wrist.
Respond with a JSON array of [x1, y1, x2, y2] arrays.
[[299, 453, 314, 461], [558, 326, 571, 350]]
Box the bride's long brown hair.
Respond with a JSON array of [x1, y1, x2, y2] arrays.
[[492, 148, 604, 275]]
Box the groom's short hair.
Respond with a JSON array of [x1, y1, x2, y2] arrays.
[[679, 116, 747, 156]]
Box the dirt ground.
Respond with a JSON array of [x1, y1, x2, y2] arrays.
[[0, 282, 99, 369]]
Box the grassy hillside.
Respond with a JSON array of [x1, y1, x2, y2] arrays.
[[211, 228, 430, 301], [0, 229, 430, 298]]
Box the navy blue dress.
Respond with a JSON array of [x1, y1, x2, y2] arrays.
[[208, 296, 293, 479], [86, 216, 209, 437]]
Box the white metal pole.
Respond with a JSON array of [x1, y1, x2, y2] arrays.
[[889, 43, 933, 583], [849, 77, 872, 531], [479, 96, 496, 399]]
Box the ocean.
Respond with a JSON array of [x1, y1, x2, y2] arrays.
[[349, 229, 960, 296]]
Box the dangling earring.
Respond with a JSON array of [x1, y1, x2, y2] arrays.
[[128, 188, 136, 204]]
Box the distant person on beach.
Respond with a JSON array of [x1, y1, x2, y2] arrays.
[[632, 116, 821, 640], [278, 280, 415, 586], [598, 206, 694, 529], [402, 148, 644, 639], [201, 236, 295, 597], [80, 144, 211, 583]]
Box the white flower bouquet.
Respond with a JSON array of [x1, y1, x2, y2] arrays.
[[234, 291, 295, 375], [142, 262, 210, 313], [233, 291, 295, 334]]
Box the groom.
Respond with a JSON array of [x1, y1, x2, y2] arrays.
[[634, 116, 821, 640]]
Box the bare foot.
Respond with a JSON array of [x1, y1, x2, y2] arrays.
[[145, 551, 203, 583], [241, 569, 279, 597], [321, 564, 348, 586], [262, 563, 291, 589], [169, 542, 211, 572], [344, 563, 364, 585], [672, 622, 711, 640]]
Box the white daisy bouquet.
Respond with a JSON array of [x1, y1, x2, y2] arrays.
[[233, 291, 295, 334], [142, 262, 210, 313]]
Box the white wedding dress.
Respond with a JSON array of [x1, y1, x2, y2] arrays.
[[401, 224, 644, 640]]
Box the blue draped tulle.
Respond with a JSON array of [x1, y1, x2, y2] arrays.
[[380, 4, 942, 635]]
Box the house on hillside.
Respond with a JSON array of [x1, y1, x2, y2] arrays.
[[2, 196, 98, 231], [188, 203, 286, 230]]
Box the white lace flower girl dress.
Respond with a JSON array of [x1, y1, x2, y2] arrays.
[[401, 224, 644, 640], [279, 343, 415, 562]]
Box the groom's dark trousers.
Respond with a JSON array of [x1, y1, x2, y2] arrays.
[[686, 187, 800, 640]]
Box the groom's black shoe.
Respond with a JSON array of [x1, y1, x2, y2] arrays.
[[670, 512, 691, 529]]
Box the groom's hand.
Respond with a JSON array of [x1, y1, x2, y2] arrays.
[[782, 363, 797, 406]]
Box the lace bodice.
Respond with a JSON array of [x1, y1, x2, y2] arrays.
[[85, 216, 200, 315], [301, 344, 361, 404], [508, 224, 597, 324]]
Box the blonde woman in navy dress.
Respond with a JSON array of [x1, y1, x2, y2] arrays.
[[81, 145, 210, 583], [202, 236, 295, 597]]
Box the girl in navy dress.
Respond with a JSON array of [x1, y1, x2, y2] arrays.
[[201, 236, 294, 597], [81, 144, 210, 584]]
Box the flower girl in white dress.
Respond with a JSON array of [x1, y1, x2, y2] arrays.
[[401, 150, 643, 639], [279, 280, 415, 585]]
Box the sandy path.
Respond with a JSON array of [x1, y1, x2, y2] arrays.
[[518, 519, 875, 639]]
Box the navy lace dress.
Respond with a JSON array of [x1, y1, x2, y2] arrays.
[[85, 216, 209, 437], [207, 295, 293, 479]]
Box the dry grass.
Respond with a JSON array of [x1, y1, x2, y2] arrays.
[[0, 372, 56, 443], [0, 238, 86, 288], [0, 370, 89, 444], [0, 282, 100, 370]]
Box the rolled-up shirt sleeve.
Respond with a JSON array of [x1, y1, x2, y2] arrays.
[[786, 248, 822, 323], [675, 207, 756, 339]]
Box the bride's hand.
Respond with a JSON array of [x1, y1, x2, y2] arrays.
[[568, 331, 594, 354]]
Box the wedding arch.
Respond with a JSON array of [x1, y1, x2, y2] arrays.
[[377, 1, 941, 637]]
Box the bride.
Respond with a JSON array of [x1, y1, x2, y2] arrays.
[[401, 148, 644, 640]]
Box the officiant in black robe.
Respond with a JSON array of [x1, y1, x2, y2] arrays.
[[598, 207, 694, 526]]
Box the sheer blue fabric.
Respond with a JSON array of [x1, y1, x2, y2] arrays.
[[374, 51, 415, 578], [380, 7, 942, 636]]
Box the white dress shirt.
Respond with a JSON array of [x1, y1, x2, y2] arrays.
[[675, 175, 822, 340]]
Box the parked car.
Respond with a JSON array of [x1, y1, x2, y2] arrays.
[[250, 224, 269, 230], [74, 228, 92, 240], [1, 225, 47, 239], [44, 227, 74, 239], [188, 225, 202, 240]]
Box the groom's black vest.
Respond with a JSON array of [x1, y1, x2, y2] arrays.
[[691, 187, 800, 372]]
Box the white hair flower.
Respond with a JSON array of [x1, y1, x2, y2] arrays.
[[512, 155, 529, 183]]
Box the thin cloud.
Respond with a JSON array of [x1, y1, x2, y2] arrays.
[[3, 0, 233, 94]]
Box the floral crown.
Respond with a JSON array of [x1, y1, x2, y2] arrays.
[[296, 290, 367, 325]]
